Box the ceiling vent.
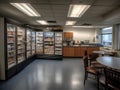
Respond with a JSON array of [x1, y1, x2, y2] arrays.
[[82, 23, 91, 26], [47, 21, 57, 23]]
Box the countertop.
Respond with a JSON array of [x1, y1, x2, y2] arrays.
[[63, 45, 101, 47]]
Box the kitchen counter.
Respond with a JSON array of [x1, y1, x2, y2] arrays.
[[63, 46, 100, 57]]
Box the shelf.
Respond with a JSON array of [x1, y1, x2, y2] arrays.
[[55, 43, 62, 45], [44, 43, 54, 45], [27, 49, 32, 51], [17, 52, 24, 54], [7, 35, 15, 37], [8, 62, 16, 69], [17, 34, 23, 36], [18, 48, 23, 50], [36, 42, 43, 44], [8, 50, 15, 52], [44, 40, 54, 42], [18, 59, 24, 64], [8, 55, 15, 58], [55, 48, 62, 51], [8, 42, 15, 44]]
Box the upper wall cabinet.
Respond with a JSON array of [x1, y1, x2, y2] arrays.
[[64, 32, 73, 40]]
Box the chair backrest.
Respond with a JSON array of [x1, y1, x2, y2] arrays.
[[109, 52, 117, 57], [89, 53, 99, 61], [104, 68, 120, 89], [83, 56, 88, 70], [84, 50, 88, 56]]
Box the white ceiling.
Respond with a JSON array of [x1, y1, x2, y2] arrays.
[[0, 0, 120, 27]]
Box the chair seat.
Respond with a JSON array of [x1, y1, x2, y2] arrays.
[[87, 67, 99, 75], [92, 62, 105, 68]]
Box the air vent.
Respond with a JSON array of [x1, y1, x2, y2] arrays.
[[47, 21, 57, 23], [82, 23, 91, 26]]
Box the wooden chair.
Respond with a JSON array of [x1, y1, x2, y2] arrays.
[[109, 52, 117, 57], [104, 68, 120, 90], [83, 56, 100, 90], [89, 53, 104, 69]]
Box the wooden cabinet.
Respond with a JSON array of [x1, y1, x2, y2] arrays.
[[64, 32, 73, 39], [80, 47, 87, 57], [87, 47, 100, 55], [63, 46, 100, 57], [63, 47, 69, 56], [74, 47, 81, 57], [63, 47, 74, 57]]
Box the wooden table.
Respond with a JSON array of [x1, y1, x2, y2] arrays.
[[97, 56, 120, 70], [93, 51, 105, 55], [93, 50, 116, 56]]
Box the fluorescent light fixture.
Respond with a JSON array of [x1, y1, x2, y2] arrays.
[[66, 21, 76, 25], [37, 20, 49, 25], [68, 4, 90, 17], [10, 3, 40, 16]]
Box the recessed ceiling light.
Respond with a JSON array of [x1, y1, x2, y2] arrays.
[[37, 20, 49, 25], [10, 3, 40, 17], [65, 21, 76, 25], [68, 4, 90, 17]]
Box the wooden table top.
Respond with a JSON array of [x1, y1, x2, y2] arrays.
[[97, 56, 120, 70], [93, 50, 116, 56], [93, 51, 105, 55]]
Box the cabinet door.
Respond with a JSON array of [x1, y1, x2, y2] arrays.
[[17, 26, 25, 64], [64, 32, 73, 39], [44, 32, 54, 55], [63, 47, 69, 56], [74, 47, 81, 57], [7, 24, 16, 69], [87, 47, 93, 55], [80, 47, 87, 57], [88, 47, 100, 55], [68, 47, 74, 57], [26, 29, 32, 58], [36, 32, 43, 54], [63, 47, 74, 57], [55, 32, 62, 55], [69, 33, 73, 39]]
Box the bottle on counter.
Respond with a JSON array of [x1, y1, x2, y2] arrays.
[[77, 40, 80, 45], [72, 40, 75, 45]]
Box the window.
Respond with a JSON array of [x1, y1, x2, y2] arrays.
[[101, 27, 112, 46]]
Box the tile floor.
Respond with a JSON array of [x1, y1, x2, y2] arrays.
[[0, 58, 103, 90]]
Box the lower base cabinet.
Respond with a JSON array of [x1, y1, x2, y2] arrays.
[[63, 46, 99, 57], [63, 47, 74, 57]]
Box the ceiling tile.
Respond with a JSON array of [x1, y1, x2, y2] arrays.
[[27, 0, 49, 4], [49, 0, 71, 4], [93, 0, 120, 6], [0, 0, 120, 26], [83, 6, 117, 17], [71, 0, 96, 5]]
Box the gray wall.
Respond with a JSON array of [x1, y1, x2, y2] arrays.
[[0, 17, 5, 80]]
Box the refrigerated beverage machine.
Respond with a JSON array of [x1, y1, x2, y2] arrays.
[[36, 30, 63, 60]]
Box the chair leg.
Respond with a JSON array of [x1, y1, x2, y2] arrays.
[[90, 61, 91, 66], [105, 84, 107, 90], [97, 75, 99, 90], [84, 72, 86, 85], [84, 72, 88, 85]]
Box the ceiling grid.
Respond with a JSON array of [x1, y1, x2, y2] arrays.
[[0, 0, 120, 27]]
